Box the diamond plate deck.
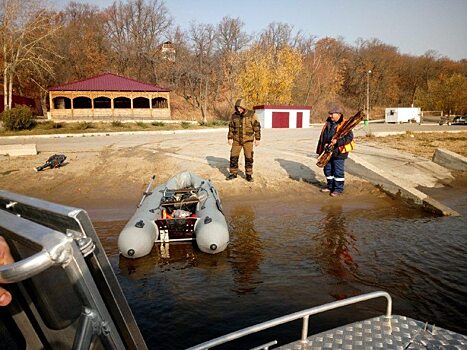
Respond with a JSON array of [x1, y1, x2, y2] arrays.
[[276, 315, 466, 350]]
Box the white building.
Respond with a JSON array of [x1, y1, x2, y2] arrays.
[[253, 105, 312, 128], [385, 107, 421, 123]]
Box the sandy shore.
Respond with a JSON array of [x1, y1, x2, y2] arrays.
[[5, 126, 464, 220], [0, 129, 390, 220]]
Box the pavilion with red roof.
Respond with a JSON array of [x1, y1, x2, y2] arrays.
[[48, 73, 171, 121]]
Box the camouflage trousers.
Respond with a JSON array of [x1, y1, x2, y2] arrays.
[[230, 141, 254, 176]]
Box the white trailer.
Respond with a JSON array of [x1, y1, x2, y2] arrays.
[[385, 107, 421, 123]]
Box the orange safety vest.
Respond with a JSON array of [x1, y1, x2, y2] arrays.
[[336, 120, 355, 154]]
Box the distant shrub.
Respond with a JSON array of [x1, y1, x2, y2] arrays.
[[1, 106, 36, 131], [111, 120, 123, 127], [181, 121, 191, 129], [151, 121, 165, 127], [136, 121, 148, 128], [75, 121, 94, 130]]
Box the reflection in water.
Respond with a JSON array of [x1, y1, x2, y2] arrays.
[[228, 206, 264, 294], [118, 243, 197, 279], [95, 185, 467, 349], [318, 205, 358, 282], [117, 241, 230, 282]]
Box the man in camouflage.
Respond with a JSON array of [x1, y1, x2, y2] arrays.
[[227, 99, 261, 182]]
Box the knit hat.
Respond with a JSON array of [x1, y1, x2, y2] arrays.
[[328, 104, 343, 115]]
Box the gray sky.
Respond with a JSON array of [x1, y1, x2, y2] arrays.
[[63, 0, 467, 61]]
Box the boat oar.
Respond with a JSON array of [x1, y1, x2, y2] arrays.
[[137, 175, 156, 208]]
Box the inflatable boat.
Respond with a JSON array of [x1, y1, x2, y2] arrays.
[[118, 172, 229, 258]]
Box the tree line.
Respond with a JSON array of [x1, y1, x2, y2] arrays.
[[1, 0, 466, 121]]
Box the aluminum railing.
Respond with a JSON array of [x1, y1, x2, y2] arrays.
[[0, 210, 74, 284], [187, 291, 392, 350]]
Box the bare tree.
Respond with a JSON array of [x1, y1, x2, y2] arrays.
[[188, 21, 217, 123], [215, 16, 250, 109], [258, 22, 303, 51], [0, 0, 61, 111], [216, 16, 250, 54], [104, 0, 172, 81]]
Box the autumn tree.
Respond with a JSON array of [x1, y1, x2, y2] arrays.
[[237, 44, 302, 106], [55, 2, 110, 82], [338, 38, 401, 118], [0, 0, 60, 111], [293, 37, 348, 119], [415, 73, 467, 115]]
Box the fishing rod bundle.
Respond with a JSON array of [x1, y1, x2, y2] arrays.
[[316, 110, 364, 168]]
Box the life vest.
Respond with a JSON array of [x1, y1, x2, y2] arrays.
[[335, 120, 355, 154]]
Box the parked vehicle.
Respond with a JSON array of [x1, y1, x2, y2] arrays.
[[451, 116, 466, 125], [439, 115, 466, 125], [385, 107, 421, 123]]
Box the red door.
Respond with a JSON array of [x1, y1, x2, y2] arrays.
[[272, 112, 289, 128], [296, 112, 303, 128]]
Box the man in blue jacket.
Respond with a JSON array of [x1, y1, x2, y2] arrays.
[[316, 105, 355, 197]]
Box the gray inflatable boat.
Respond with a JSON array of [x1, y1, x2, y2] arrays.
[[118, 171, 229, 258]]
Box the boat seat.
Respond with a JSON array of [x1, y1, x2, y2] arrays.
[[160, 187, 200, 210], [160, 198, 200, 207], [169, 187, 198, 193]]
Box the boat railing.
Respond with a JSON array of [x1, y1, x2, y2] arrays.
[[187, 291, 392, 350], [0, 212, 72, 283], [0, 190, 147, 350]]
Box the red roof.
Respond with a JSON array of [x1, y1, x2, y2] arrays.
[[254, 105, 312, 110], [49, 73, 170, 92]]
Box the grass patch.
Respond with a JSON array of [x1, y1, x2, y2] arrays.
[[0, 118, 232, 136], [75, 122, 94, 130], [136, 121, 148, 128], [199, 120, 228, 127], [369, 131, 467, 158], [36, 121, 63, 129]]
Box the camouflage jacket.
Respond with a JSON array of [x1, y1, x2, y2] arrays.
[[228, 109, 261, 144]]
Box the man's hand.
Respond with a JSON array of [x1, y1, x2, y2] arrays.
[[255, 140, 260, 147], [0, 236, 13, 307], [228, 139, 233, 145], [330, 138, 337, 145]]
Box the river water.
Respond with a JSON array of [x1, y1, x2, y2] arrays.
[[94, 177, 467, 349]]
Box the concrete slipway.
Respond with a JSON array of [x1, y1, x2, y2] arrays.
[[347, 143, 461, 216]]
